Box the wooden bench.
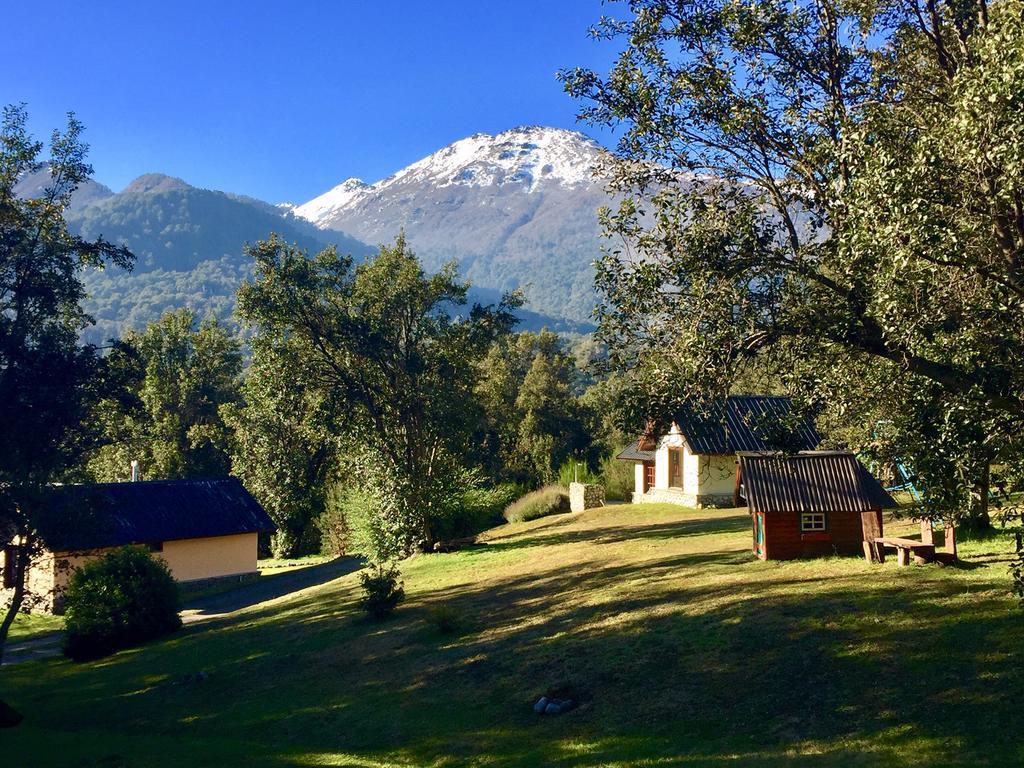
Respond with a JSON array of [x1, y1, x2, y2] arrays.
[[873, 537, 936, 566]]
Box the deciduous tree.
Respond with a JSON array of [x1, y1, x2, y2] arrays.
[[0, 105, 132, 662]]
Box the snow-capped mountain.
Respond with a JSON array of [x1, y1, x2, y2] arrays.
[[294, 126, 612, 324]]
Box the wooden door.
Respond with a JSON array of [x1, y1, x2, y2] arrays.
[[754, 514, 765, 558], [668, 447, 683, 489], [643, 462, 655, 492]]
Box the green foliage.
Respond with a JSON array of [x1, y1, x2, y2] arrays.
[[600, 451, 636, 502], [424, 604, 462, 635], [557, 458, 599, 486], [0, 105, 134, 659], [359, 563, 405, 620], [476, 331, 592, 485], [562, 0, 1024, 525], [86, 308, 242, 482], [224, 335, 338, 558], [236, 233, 519, 559], [503, 485, 570, 523], [62, 546, 181, 661]]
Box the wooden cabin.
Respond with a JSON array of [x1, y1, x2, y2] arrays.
[[738, 451, 896, 560]]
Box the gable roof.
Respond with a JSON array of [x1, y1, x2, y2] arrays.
[[616, 439, 656, 462], [38, 477, 276, 552], [673, 395, 820, 455], [738, 451, 897, 514]]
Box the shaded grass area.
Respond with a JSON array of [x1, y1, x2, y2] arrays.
[[8, 612, 63, 643], [3, 504, 1022, 767]]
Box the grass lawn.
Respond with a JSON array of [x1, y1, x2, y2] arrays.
[[8, 611, 63, 643], [3, 504, 1022, 767]]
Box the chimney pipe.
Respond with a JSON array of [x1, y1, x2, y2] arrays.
[[130, 460, 140, 483]]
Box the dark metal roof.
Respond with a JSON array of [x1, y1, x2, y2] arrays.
[[39, 477, 276, 551], [616, 439, 655, 462], [739, 451, 897, 514], [674, 395, 820, 455]]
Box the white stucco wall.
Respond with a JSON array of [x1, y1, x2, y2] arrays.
[[634, 462, 645, 495], [647, 423, 737, 502], [696, 454, 737, 496], [654, 425, 686, 490]]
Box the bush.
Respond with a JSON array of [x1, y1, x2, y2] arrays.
[[444, 482, 524, 537], [601, 450, 636, 501], [424, 604, 462, 635], [63, 546, 181, 661], [503, 484, 570, 523], [359, 562, 405, 620], [557, 458, 599, 487]]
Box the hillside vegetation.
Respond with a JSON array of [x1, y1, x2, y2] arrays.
[[5, 504, 1021, 767]]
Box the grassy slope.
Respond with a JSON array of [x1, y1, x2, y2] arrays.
[[8, 612, 63, 642], [3, 504, 1022, 767]]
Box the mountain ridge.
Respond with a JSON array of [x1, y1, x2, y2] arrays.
[[293, 125, 612, 324]]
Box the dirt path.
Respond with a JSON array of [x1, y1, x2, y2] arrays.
[[2, 557, 362, 666]]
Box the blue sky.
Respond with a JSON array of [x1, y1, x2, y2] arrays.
[[3, 1, 622, 203]]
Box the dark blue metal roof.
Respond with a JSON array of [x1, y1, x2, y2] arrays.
[[40, 477, 276, 551], [674, 396, 820, 455]]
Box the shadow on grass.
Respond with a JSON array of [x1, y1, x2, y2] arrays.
[[7, 520, 1023, 768], [480, 513, 753, 555], [182, 556, 364, 617]]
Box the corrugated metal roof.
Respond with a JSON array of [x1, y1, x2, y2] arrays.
[[674, 395, 820, 454], [616, 439, 655, 461], [39, 477, 276, 551], [739, 452, 897, 513]]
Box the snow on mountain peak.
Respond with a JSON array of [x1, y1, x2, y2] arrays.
[[292, 177, 370, 225], [294, 126, 603, 228]]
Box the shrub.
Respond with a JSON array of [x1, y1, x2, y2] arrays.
[[359, 562, 405, 620], [503, 484, 570, 523], [445, 482, 524, 536], [601, 451, 636, 501], [63, 546, 181, 661], [425, 604, 462, 635], [557, 459, 599, 487]]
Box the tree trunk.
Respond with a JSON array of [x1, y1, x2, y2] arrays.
[[0, 545, 28, 667], [970, 461, 992, 529]]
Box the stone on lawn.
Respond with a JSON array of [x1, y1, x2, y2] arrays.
[[544, 702, 561, 715], [533, 696, 549, 713]]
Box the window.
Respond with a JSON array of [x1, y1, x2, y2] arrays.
[[800, 513, 827, 532], [148, 542, 164, 553]]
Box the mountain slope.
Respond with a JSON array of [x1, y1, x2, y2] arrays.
[[61, 174, 374, 343], [295, 126, 612, 325]]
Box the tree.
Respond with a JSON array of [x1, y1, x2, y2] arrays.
[[561, 0, 1024, 523], [476, 331, 591, 484], [0, 105, 132, 662], [236, 233, 518, 559], [222, 334, 339, 557], [86, 308, 242, 482]]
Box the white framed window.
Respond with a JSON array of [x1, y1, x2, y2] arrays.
[[800, 513, 827, 532]]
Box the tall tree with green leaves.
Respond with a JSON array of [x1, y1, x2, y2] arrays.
[[222, 334, 340, 557], [0, 105, 133, 662], [561, 0, 1024, 524], [476, 331, 590, 484], [86, 308, 242, 482], [237, 233, 518, 559]]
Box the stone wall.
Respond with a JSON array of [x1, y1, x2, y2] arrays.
[[569, 482, 606, 513], [637, 489, 735, 509]]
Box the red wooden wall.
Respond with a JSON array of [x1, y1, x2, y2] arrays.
[[755, 508, 878, 560]]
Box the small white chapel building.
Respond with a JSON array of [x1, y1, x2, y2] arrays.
[[616, 395, 820, 508]]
